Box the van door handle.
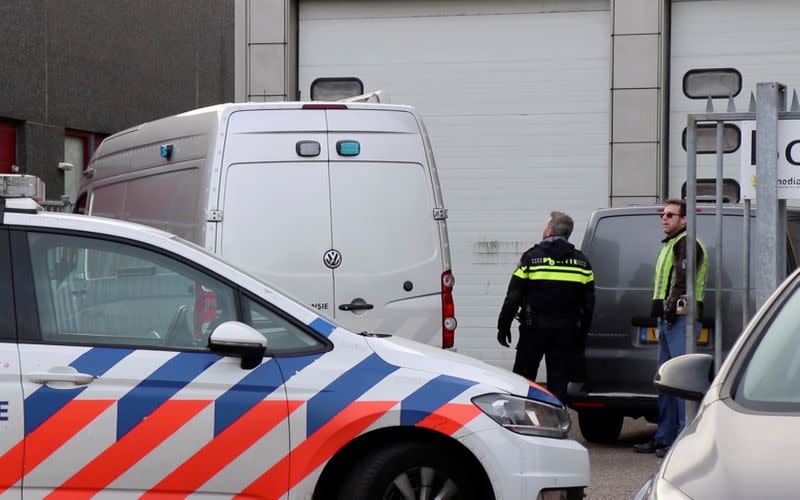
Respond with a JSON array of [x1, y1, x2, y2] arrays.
[[339, 303, 374, 311], [28, 370, 95, 386]]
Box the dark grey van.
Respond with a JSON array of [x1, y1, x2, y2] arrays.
[[567, 204, 800, 442]]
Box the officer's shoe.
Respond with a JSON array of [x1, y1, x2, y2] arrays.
[[654, 445, 670, 458], [633, 439, 668, 454]]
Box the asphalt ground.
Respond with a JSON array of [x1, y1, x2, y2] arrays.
[[567, 411, 662, 499]]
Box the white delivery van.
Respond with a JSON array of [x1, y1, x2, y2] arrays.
[[76, 101, 456, 348]]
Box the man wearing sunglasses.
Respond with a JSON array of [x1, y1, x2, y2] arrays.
[[633, 198, 708, 458]]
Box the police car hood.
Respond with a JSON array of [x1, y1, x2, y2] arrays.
[[365, 336, 557, 403]]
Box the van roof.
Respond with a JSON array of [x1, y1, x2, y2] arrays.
[[103, 101, 417, 143], [88, 101, 422, 175]]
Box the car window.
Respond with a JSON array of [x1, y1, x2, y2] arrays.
[[27, 232, 236, 350], [243, 296, 326, 354], [736, 282, 800, 407], [0, 230, 13, 340]]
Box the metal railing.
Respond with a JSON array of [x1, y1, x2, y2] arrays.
[[40, 197, 73, 213]]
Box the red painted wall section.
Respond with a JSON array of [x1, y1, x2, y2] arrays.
[[0, 122, 15, 175]]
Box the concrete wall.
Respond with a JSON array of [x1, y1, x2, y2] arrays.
[[0, 0, 235, 195]]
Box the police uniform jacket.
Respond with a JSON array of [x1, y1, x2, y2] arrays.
[[497, 237, 595, 336]]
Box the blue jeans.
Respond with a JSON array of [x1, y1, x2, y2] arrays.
[[653, 316, 701, 445]]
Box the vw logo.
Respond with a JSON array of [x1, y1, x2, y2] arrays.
[[323, 249, 342, 269]]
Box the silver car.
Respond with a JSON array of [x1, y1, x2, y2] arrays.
[[636, 267, 800, 499]]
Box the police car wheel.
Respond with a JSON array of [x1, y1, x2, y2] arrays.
[[339, 441, 480, 500]]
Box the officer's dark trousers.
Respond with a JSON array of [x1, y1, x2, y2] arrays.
[[512, 326, 574, 403]]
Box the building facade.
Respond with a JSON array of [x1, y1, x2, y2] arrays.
[[235, 0, 800, 367]]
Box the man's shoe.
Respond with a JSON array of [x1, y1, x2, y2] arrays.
[[654, 445, 670, 458], [633, 439, 667, 453]]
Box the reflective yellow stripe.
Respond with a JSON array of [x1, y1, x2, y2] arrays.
[[527, 265, 593, 276], [527, 270, 594, 284], [513, 267, 528, 279]]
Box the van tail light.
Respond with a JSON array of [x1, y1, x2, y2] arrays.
[[441, 271, 456, 348], [194, 284, 218, 340]]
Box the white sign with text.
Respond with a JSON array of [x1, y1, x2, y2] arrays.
[[740, 119, 800, 199]]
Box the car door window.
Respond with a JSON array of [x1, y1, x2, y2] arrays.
[[737, 282, 800, 407], [243, 296, 327, 354], [26, 232, 236, 350]]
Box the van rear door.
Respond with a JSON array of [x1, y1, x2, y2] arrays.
[[218, 109, 334, 313], [326, 109, 443, 345]]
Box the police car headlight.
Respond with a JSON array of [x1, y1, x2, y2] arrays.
[[472, 393, 570, 439]]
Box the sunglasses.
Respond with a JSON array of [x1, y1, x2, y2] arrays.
[[661, 212, 682, 220]]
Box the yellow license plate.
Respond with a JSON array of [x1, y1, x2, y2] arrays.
[[697, 327, 711, 345]]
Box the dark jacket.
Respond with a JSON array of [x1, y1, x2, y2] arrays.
[[497, 237, 595, 336]]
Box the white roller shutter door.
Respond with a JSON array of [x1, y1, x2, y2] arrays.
[[670, 0, 800, 198], [299, 0, 610, 369]]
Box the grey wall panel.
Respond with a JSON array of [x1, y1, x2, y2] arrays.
[[45, 1, 235, 133], [0, 1, 235, 193], [0, 1, 47, 122]]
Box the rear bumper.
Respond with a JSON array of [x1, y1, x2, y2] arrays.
[[566, 383, 657, 418]]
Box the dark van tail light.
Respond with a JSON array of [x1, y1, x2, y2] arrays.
[[194, 284, 218, 340], [441, 271, 456, 348]]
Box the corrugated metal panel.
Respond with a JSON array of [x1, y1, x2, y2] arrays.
[[299, 0, 610, 369]]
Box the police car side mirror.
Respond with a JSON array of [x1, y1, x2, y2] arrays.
[[208, 321, 267, 370], [654, 354, 714, 401]]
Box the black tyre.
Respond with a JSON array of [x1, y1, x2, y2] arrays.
[[578, 411, 624, 443], [338, 442, 482, 500]]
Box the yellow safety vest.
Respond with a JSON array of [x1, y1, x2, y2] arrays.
[[652, 232, 707, 301]]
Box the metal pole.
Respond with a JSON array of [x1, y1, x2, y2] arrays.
[[755, 83, 786, 309], [743, 199, 751, 327], [685, 117, 697, 356], [685, 116, 698, 421], [714, 122, 724, 373]]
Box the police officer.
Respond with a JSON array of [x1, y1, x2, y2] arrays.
[[633, 198, 707, 458], [496, 211, 595, 402]]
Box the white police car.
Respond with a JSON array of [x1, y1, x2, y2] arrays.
[[0, 175, 588, 499]]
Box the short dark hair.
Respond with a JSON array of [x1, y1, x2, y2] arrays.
[[664, 198, 686, 216], [549, 211, 574, 238]]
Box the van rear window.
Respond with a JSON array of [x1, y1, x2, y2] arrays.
[[588, 216, 663, 288]]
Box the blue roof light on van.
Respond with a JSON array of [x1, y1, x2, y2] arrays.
[[160, 144, 173, 160], [337, 140, 361, 157]]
